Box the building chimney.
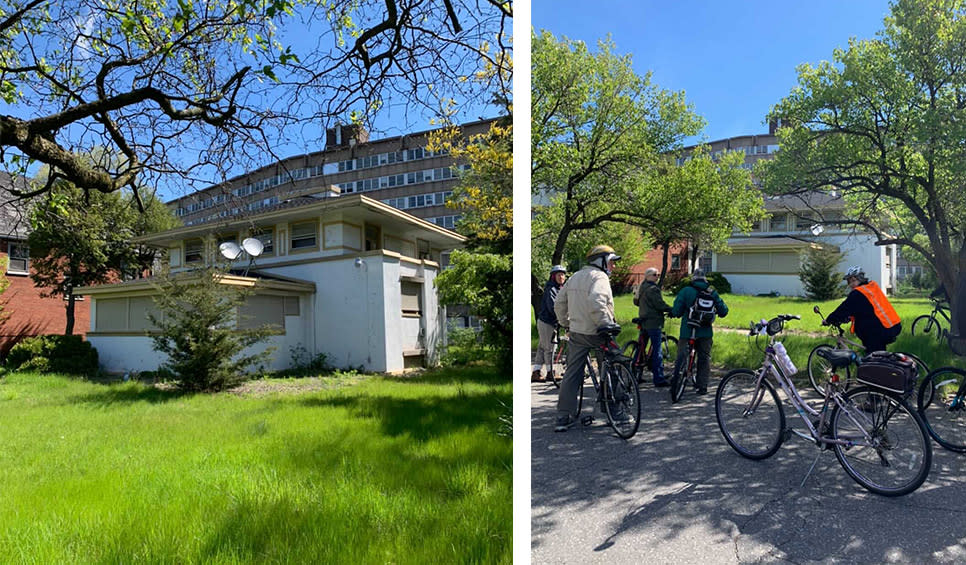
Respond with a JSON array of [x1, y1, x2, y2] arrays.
[[325, 124, 370, 149]]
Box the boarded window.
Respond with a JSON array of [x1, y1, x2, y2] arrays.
[[128, 296, 162, 330], [253, 229, 274, 255], [96, 298, 128, 331], [185, 238, 204, 263], [238, 295, 285, 329], [283, 296, 300, 316], [290, 221, 317, 250], [401, 281, 422, 316]]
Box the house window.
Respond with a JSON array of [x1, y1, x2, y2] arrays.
[[401, 281, 422, 317], [699, 251, 712, 274], [795, 216, 813, 231], [290, 221, 317, 250], [671, 255, 681, 270], [7, 242, 29, 274], [252, 229, 274, 255], [184, 239, 204, 263], [770, 214, 787, 232], [365, 224, 382, 251]]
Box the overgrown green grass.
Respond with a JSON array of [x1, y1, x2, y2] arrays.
[[0, 367, 511, 563]]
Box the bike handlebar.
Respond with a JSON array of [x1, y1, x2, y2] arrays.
[[749, 314, 800, 336]]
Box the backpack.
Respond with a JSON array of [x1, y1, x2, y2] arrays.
[[687, 285, 717, 328]]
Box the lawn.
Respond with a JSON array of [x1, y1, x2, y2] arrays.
[[0, 367, 511, 564]]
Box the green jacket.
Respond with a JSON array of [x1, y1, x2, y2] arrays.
[[638, 281, 672, 330], [671, 280, 729, 339]]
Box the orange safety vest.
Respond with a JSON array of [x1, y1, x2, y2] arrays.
[[853, 280, 901, 330]]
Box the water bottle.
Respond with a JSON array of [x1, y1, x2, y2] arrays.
[[773, 342, 797, 375]]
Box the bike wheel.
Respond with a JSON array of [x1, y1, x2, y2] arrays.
[[670, 353, 691, 403], [715, 369, 785, 460], [551, 338, 567, 388], [603, 362, 641, 439], [831, 387, 931, 497], [807, 344, 836, 397], [662, 335, 678, 364], [912, 314, 943, 341], [620, 341, 643, 382], [917, 367, 966, 453]]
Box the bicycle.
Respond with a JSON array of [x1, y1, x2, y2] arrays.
[[669, 328, 698, 403], [807, 305, 929, 398], [569, 323, 641, 439], [917, 366, 966, 453], [549, 325, 567, 388], [620, 318, 678, 385], [912, 297, 951, 342], [715, 313, 932, 497]]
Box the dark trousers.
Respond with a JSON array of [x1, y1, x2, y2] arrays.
[[647, 328, 666, 384], [673, 335, 713, 389], [556, 332, 604, 417]]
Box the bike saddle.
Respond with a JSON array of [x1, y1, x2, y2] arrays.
[[817, 348, 856, 368], [631, 317, 643, 325], [596, 322, 622, 337]]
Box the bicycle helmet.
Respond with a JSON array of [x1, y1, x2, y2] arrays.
[[550, 265, 567, 275], [843, 266, 867, 282], [586, 245, 621, 274]]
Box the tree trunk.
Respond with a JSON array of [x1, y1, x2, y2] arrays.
[[551, 224, 572, 266], [658, 240, 671, 287], [64, 286, 75, 335]]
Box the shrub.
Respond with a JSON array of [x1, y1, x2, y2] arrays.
[[442, 327, 489, 366], [6, 335, 98, 375], [799, 245, 844, 300], [149, 266, 275, 392], [667, 272, 732, 295]]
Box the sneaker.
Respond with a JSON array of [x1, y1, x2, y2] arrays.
[[609, 409, 632, 424], [695, 387, 708, 395], [654, 381, 670, 388], [554, 415, 577, 432], [531, 370, 543, 383]]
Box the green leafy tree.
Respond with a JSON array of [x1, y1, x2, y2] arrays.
[[0, 0, 511, 202], [759, 0, 966, 349], [799, 245, 844, 301], [431, 108, 512, 370], [531, 30, 704, 266], [148, 266, 275, 392], [28, 183, 178, 334]]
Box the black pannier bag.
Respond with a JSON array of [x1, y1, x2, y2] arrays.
[[855, 351, 918, 394]]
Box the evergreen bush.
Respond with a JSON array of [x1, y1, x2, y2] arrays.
[[799, 246, 844, 300], [6, 335, 98, 375]]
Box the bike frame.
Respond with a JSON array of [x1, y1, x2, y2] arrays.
[[749, 333, 877, 449]]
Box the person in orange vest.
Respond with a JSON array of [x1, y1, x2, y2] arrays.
[[823, 266, 902, 353]]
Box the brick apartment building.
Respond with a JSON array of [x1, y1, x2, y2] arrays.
[[168, 119, 497, 241], [0, 174, 89, 355]]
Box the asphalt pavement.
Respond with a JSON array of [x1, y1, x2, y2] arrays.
[[531, 375, 966, 564]]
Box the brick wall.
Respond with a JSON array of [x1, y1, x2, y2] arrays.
[[0, 240, 90, 356]]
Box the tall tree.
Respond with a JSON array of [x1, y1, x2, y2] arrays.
[[28, 183, 177, 334], [531, 30, 704, 266], [759, 0, 966, 352], [0, 0, 511, 204]]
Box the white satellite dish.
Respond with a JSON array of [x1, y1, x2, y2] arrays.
[[219, 241, 243, 260], [241, 237, 264, 257], [810, 223, 825, 236]]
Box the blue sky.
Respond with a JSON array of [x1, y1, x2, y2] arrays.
[[532, 0, 892, 143]]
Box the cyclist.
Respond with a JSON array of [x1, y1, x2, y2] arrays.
[[553, 245, 620, 432], [670, 268, 729, 395], [824, 266, 901, 353], [637, 267, 673, 387], [532, 265, 567, 382]]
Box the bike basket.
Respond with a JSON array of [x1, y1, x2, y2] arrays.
[[855, 351, 917, 394]]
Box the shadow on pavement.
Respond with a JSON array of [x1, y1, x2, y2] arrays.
[[532, 375, 966, 563]]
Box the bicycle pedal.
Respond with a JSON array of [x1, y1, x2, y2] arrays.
[[580, 415, 594, 426]]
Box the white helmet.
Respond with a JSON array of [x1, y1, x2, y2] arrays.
[[843, 266, 866, 281]]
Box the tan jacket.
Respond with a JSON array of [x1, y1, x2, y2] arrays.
[[554, 265, 615, 335]]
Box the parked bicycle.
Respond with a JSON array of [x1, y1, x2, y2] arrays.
[[549, 324, 567, 388], [807, 305, 929, 398], [715, 313, 931, 497], [620, 318, 678, 385], [667, 328, 699, 403], [912, 297, 951, 342], [570, 323, 641, 439], [917, 366, 966, 453]]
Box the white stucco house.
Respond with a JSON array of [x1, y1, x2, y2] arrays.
[[76, 191, 465, 374], [708, 193, 898, 296]]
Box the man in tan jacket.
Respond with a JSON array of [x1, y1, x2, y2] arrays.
[[553, 245, 620, 432]]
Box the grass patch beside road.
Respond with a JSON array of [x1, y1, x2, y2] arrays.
[[0, 367, 511, 563]]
